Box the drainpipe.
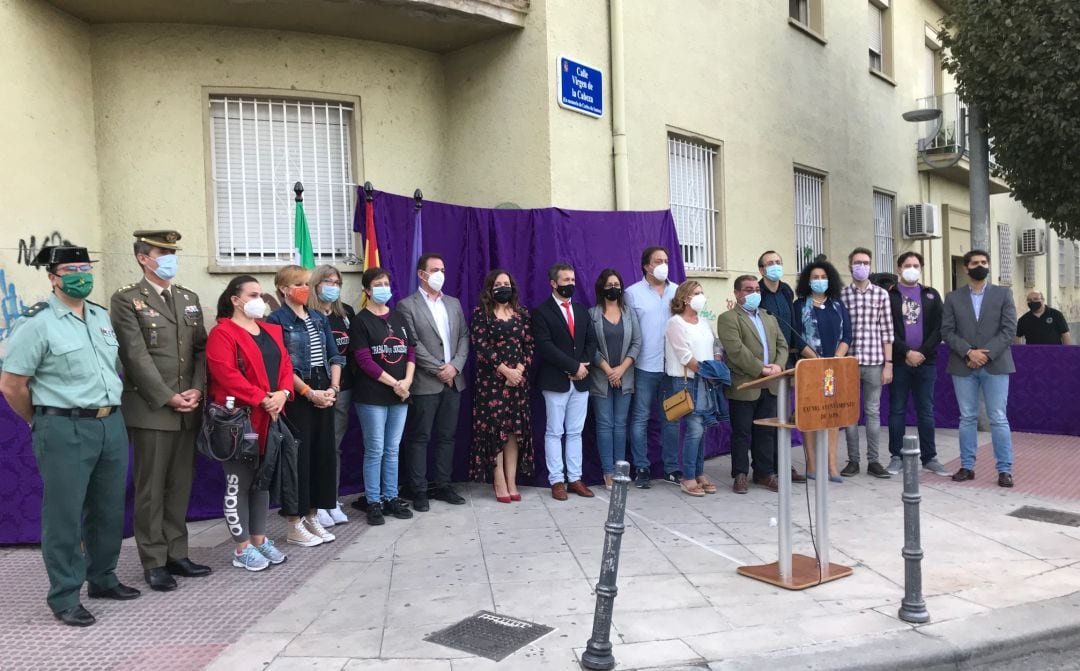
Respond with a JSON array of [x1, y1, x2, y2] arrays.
[[1045, 222, 1053, 307], [610, 0, 629, 210]]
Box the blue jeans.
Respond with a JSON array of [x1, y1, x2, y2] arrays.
[[356, 403, 408, 503], [591, 388, 633, 475], [952, 369, 1013, 473], [888, 363, 937, 462], [665, 376, 705, 480], [630, 370, 680, 475]]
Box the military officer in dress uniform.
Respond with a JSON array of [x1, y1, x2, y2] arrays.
[[111, 230, 211, 592], [0, 245, 141, 627]]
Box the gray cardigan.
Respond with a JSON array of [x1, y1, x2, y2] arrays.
[[588, 305, 642, 397]]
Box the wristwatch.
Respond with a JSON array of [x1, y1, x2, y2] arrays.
[[281, 389, 292, 400]]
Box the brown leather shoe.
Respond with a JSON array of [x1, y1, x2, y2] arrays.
[[998, 472, 1014, 488], [753, 473, 779, 492], [567, 480, 595, 498], [790, 468, 807, 483], [551, 482, 568, 501], [733, 473, 749, 494], [952, 468, 975, 482]]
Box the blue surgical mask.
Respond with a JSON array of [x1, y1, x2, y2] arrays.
[[742, 293, 762, 311], [371, 286, 392, 305], [764, 265, 783, 282], [319, 285, 341, 302], [153, 254, 178, 281], [810, 279, 829, 295]]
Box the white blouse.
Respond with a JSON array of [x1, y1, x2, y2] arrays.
[[664, 314, 715, 378]]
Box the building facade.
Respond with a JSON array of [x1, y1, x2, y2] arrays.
[[1, 0, 1077, 339]]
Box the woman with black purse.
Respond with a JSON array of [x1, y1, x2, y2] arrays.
[[206, 276, 294, 571]]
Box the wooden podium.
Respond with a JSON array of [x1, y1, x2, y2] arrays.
[[735, 357, 860, 590]]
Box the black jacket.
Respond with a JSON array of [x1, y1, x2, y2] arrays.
[[256, 416, 299, 514], [888, 284, 944, 364], [531, 296, 598, 393]]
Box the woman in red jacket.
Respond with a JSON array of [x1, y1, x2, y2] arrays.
[[206, 275, 294, 571]]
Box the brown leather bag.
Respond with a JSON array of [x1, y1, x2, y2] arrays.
[[663, 368, 694, 421]]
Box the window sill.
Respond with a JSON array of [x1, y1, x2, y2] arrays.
[[684, 269, 730, 280], [788, 18, 827, 45], [208, 263, 364, 274], [869, 68, 897, 87]]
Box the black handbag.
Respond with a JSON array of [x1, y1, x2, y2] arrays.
[[196, 343, 260, 464]]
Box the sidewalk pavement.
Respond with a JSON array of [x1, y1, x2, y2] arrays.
[[5, 428, 1080, 670]]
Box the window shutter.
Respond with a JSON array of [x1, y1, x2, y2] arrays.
[[868, 3, 883, 55]]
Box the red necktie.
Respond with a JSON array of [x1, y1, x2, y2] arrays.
[[562, 301, 575, 338]]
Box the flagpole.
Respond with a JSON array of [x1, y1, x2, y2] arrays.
[[409, 189, 424, 295]]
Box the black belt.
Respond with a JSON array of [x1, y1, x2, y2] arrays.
[[35, 406, 118, 418]]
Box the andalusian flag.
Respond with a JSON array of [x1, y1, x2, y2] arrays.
[[293, 182, 315, 269]]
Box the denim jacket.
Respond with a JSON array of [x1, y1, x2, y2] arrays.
[[265, 306, 345, 380], [667, 360, 731, 427]]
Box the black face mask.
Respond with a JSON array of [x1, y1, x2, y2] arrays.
[[556, 284, 575, 299], [1027, 301, 1042, 312], [492, 286, 513, 304], [603, 287, 622, 302], [967, 266, 989, 281]]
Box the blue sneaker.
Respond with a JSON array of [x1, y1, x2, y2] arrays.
[[254, 539, 287, 565], [232, 545, 270, 572]]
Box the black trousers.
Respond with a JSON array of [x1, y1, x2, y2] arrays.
[[728, 391, 778, 478], [403, 386, 461, 492], [284, 367, 338, 514]]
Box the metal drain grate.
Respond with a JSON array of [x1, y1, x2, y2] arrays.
[[1008, 506, 1080, 527], [424, 610, 553, 661]]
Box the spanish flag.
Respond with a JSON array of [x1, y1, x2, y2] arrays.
[[362, 195, 379, 271]]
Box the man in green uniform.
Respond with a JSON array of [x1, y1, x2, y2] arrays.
[[111, 230, 211, 592], [0, 245, 141, 627]]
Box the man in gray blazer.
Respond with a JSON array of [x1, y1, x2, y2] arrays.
[[941, 249, 1017, 488], [397, 253, 470, 510]]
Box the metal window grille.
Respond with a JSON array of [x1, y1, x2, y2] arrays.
[[996, 222, 1013, 285], [1024, 256, 1036, 288], [794, 170, 825, 272], [873, 192, 894, 273], [868, 3, 884, 71], [1059, 240, 1067, 288], [790, 0, 808, 24], [1074, 242, 1080, 287], [209, 96, 357, 266], [668, 136, 720, 271]]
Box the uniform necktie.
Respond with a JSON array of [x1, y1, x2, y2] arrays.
[[162, 289, 173, 313], [562, 301, 575, 338]]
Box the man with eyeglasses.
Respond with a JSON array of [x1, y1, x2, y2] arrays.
[[0, 246, 141, 627], [111, 230, 211, 592]]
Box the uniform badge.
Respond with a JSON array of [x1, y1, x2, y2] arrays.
[[100, 326, 116, 339], [149, 330, 158, 346], [133, 298, 147, 311], [185, 305, 200, 315], [823, 368, 835, 397]]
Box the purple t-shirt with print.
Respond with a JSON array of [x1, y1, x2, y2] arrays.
[[898, 284, 923, 351]]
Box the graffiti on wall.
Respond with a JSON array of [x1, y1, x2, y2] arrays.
[[0, 268, 28, 342], [17, 231, 72, 267]]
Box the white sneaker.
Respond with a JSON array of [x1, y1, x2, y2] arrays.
[[287, 518, 324, 547], [304, 515, 336, 543], [329, 503, 349, 524], [316, 508, 336, 528]]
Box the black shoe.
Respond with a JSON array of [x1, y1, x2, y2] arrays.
[[431, 485, 466, 505], [998, 472, 1014, 488], [165, 557, 212, 578], [634, 471, 651, 489], [412, 492, 430, 512], [351, 496, 369, 511], [385, 497, 414, 519], [662, 471, 682, 485], [952, 467, 975, 482], [866, 462, 891, 479], [144, 567, 178, 592], [840, 462, 860, 477], [54, 604, 95, 627], [87, 582, 141, 601], [366, 502, 385, 526]]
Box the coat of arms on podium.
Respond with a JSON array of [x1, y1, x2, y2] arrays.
[[823, 368, 835, 397]]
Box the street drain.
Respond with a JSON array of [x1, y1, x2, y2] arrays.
[[1008, 506, 1080, 527], [424, 610, 553, 661]]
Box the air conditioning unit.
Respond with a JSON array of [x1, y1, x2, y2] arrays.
[[1017, 227, 1046, 256], [903, 203, 941, 239]]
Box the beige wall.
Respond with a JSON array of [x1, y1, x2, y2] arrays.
[[0, 0, 101, 337]]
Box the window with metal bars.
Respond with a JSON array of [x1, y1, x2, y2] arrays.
[[1023, 256, 1036, 288], [1059, 240, 1067, 288], [667, 135, 721, 272], [209, 95, 357, 267], [1074, 242, 1080, 287], [996, 222, 1013, 285], [873, 192, 894, 273], [794, 169, 825, 272]]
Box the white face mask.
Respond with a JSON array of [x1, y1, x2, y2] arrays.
[[426, 270, 445, 293], [689, 294, 707, 313], [241, 297, 266, 319], [652, 263, 669, 283], [901, 267, 921, 284]]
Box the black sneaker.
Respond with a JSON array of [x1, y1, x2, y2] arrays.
[[384, 497, 414, 519], [662, 470, 682, 485], [866, 461, 891, 479], [366, 502, 385, 526], [350, 493, 369, 511], [431, 485, 466, 505], [634, 471, 651, 489], [840, 462, 860, 477], [412, 492, 430, 512]]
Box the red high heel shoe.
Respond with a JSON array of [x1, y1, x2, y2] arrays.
[[509, 493, 522, 502], [494, 484, 511, 504]]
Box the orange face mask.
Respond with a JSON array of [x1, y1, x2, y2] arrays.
[[289, 286, 311, 305]]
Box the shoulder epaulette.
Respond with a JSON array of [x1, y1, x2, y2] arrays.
[[21, 302, 48, 318], [117, 283, 138, 292], [86, 300, 108, 311]]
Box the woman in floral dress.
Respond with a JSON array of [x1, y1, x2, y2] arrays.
[[469, 269, 535, 502]]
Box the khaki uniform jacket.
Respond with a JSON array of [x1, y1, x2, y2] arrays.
[[111, 278, 207, 430], [716, 307, 788, 402]]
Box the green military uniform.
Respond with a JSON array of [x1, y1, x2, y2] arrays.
[[111, 230, 207, 573], [4, 295, 128, 615]]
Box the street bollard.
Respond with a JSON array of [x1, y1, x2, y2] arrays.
[[581, 460, 631, 670], [898, 435, 930, 623]]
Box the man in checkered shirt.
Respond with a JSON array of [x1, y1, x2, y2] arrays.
[[840, 247, 895, 479]]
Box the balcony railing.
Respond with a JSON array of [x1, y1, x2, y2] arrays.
[[914, 92, 998, 171]]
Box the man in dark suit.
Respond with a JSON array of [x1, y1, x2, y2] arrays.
[[397, 253, 470, 511], [532, 263, 598, 500], [941, 249, 1017, 487], [886, 251, 947, 476]]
